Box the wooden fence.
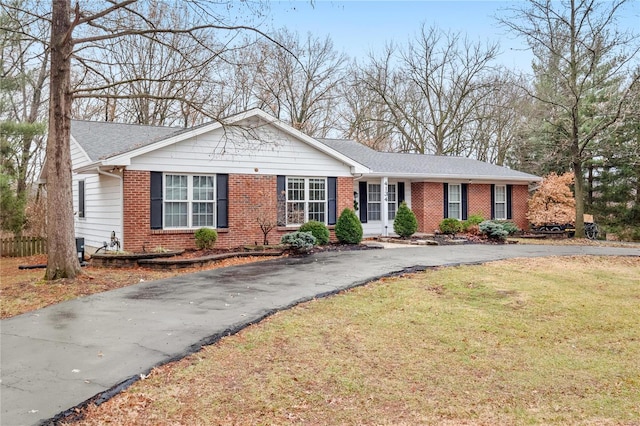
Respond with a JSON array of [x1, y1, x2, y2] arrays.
[[0, 236, 47, 257]]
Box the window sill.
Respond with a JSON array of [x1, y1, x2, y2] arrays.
[[151, 227, 228, 235], [277, 224, 335, 231]]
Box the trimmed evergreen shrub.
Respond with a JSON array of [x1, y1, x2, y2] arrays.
[[479, 220, 508, 241], [194, 228, 218, 249], [439, 218, 463, 235], [281, 231, 316, 253], [462, 213, 485, 232], [393, 201, 418, 238], [299, 220, 330, 245], [495, 220, 520, 235], [335, 208, 363, 244]]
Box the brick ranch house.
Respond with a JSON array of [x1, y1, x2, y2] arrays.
[[46, 109, 541, 252]]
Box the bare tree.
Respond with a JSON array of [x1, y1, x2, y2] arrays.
[[500, 0, 640, 237], [252, 29, 347, 137], [467, 70, 530, 165], [339, 60, 399, 151], [4, 0, 278, 279], [352, 25, 499, 155], [71, 2, 230, 126]]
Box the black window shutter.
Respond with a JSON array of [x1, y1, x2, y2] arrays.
[[506, 185, 513, 220], [277, 175, 286, 226], [461, 183, 468, 221], [327, 177, 337, 225], [490, 184, 495, 219], [358, 181, 368, 223], [150, 172, 163, 229], [78, 180, 85, 218], [443, 183, 449, 218], [216, 174, 229, 228], [398, 182, 405, 205]]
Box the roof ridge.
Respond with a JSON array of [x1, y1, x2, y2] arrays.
[[70, 119, 180, 130]]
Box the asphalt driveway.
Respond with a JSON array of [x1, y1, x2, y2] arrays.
[[1, 243, 638, 425]]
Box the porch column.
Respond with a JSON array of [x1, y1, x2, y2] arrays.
[[382, 176, 389, 236]]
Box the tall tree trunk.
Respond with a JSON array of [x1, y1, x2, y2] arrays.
[[45, 0, 81, 280], [569, 0, 585, 239], [573, 159, 585, 238]]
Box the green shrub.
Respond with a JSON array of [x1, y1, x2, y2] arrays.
[[462, 213, 485, 231], [495, 220, 520, 235], [299, 220, 330, 245], [281, 231, 316, 253], [479, 220, 508, 241], [335, 208, 363, 244], [393, 201, 418, 238], [439, 218, 463, 235], [194, 228, 218, 249]]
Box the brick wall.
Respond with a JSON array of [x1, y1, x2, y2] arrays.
[[411, 182, 444, 234], [468, 184, 492, 219], [122, 171, 354, 251], [511, 185, 530, 230], [410, 182, 531, 234]]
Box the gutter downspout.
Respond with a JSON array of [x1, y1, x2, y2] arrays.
[[97, 167, 124, 249]]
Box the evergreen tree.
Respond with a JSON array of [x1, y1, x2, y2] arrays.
[[501, 0, 640, 237], [393, 201, 418, 238], [335, 208, 363, 244]]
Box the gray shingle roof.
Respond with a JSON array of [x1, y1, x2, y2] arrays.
[[70, 119, 539, 182], [71, 120, 180, 161], [318, 138, 540, 182]]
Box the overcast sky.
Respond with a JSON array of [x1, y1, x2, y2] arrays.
[[263, 0, 640, 73]]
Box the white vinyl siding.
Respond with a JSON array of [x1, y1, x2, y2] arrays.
[[129, 125, 353, 177], [448, 184, 462, 220], [367, 183, 381, 221], [164, 174, 215, 229], [286, 177, 327, 225], [74, 172, 122, 251], [78, 180, 85, 218], [494, 185, 507, 220], [70, 136, 92, 169]]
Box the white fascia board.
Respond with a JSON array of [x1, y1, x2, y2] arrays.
[[73, 162, 103, 174], [74, 160, 129, 174], [361, 172, 542, 184]]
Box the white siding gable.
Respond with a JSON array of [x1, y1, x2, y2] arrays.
[[128, 124, 353, 177], [71, 135, 93, 170]]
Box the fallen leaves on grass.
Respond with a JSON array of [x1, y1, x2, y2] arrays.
[[62, 256, 640, 425], [0, 254, 281, 319]]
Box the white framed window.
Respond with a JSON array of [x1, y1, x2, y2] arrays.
[[494, 185, 507, 220], [448, 184, 462, 220], [286, 177, 327, 225], [78, 180, 85, 218], [387, 183, 397, 220], [367, 183, 381, 221], [164, 174, 215, 228]]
